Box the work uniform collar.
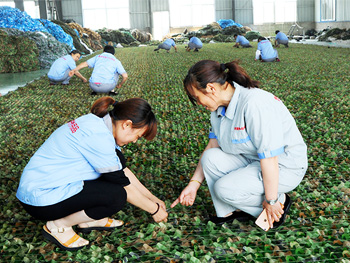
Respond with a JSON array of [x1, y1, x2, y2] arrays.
[[103, 113, 113, 133], [216, 82, 241, 120]]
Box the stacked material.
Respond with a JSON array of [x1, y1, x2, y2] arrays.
[[0, 6, 48, 32], [97, 28, 138, 46], [2, 28, 70, 70], [38, 19, 75, 50], [131, 29, 152, 43], [52, 20, 90, 54], [245, 31, 262, 41], [217, 19, 243, 29], [0, 30, 40, 73], [68, 23, 103, 50]]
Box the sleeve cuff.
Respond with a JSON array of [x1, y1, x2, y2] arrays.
[[258, 146, 285, 159], [100, 170, 130, 186], [209, 132, 217, 139]]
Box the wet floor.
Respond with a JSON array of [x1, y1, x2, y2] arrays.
[[0, 69, 48, 96]]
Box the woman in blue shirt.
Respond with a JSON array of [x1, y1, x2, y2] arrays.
[[48, 50, 87, 85], [186, 36, 203, 52], [17, 97, 168, 250], [154, 38, 178, 53], [171, 60, 307, 229], [255, 37, 280, 62]]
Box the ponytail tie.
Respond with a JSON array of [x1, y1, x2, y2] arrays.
[[220, 63, 227, 71], [112, 100, 118, 107]]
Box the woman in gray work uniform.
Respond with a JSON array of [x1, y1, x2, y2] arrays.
[[171, 60, 307, 229]]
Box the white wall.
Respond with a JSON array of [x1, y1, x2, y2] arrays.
[[169, 0, 215, 28], [82, 0, 130, 30], [0, 1, 39, 18], [253, 0, 297, 25]]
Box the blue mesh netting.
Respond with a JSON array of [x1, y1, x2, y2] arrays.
[[73, 28, 80, 37], [0, 6, 48, 32], [37, 19, 75, 50], [217, 19, 243, 29]]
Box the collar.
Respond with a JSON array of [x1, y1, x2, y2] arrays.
[[103, 113, 113, 133], [216, 83, 241, 119]]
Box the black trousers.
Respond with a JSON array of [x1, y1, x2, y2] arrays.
[[20, 178, 127, 221]]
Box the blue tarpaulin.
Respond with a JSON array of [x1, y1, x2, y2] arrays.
[[0, 7, 75, 50], [38, 19, 75, 50], [0, 6, 48, 32], [217, 19, 243, 29]]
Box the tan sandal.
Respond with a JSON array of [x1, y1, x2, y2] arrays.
[[77, 218, 124, 233], [42, 225, 88, 251]]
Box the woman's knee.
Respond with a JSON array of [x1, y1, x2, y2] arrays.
[[213, 178, 244, 203], [201, 148, 222, 171]]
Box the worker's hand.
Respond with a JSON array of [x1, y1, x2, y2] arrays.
[[171, 183, 198, 208], [263, 200, 284, 229], [116, 84, 122, 89], [152, 205, 168, 223], [82, 78, 87, 83], [68, 70, 75, 77], [149, 196, 166, 211]]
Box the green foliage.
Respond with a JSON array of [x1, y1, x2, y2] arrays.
[[0, 43, 349, 262]]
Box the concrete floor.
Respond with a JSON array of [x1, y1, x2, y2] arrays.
[[0, 69, 48, 96], [291, 38, 350, 48]]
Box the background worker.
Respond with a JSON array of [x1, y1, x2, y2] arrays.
[[48, 50, 87, 85], [70, 45, 128, 96], [186, 36, 203, 52], [275, 30, 289, 47], [154, 38, 178, 53], [16, 96, 168, 251], [233, 34, 252, 48], [255, 37, 280, 62]]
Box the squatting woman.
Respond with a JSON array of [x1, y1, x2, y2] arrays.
[[172, 60, 307, 228], [17, 97, 167, 250]]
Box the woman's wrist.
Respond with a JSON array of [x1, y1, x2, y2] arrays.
[[190, 179, 202, 185], [150, 203, 160, 216]]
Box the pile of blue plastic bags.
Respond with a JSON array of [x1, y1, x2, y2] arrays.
[[217, 19, 243, 29], [0, 6, 74, 50]]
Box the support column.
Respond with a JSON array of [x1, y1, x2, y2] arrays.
[[232, 0, 235, 20], [38, 0, 48, 19], [14, 0, 24, 11], [54, 0, 62, 20]]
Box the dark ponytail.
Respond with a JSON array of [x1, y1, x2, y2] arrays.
[[224, 61, 260, 89], [183, 60, 260, 105], [91, 96, 157, 141], [91, 96, 115, 117]]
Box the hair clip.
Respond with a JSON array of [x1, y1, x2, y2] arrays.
[[220, 63, 227, 71]]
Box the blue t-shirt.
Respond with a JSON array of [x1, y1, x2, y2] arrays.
[[190, 37, 203, 47], [16, 114, 123, 206], [258, 40, 278, 60], [47, 55, 76, 79], [276, 32, 288, 41], [87, 52, 126, 84], [163, 39, 176, 47], [236, 35, 249, 45]]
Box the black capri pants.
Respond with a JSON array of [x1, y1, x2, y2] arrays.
[[20, 179, 127, 221], [20, 149, 129, 221]]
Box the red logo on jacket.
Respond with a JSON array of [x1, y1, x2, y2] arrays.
[[68, 120, 79, 133], [234, 126, 245, 130]]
